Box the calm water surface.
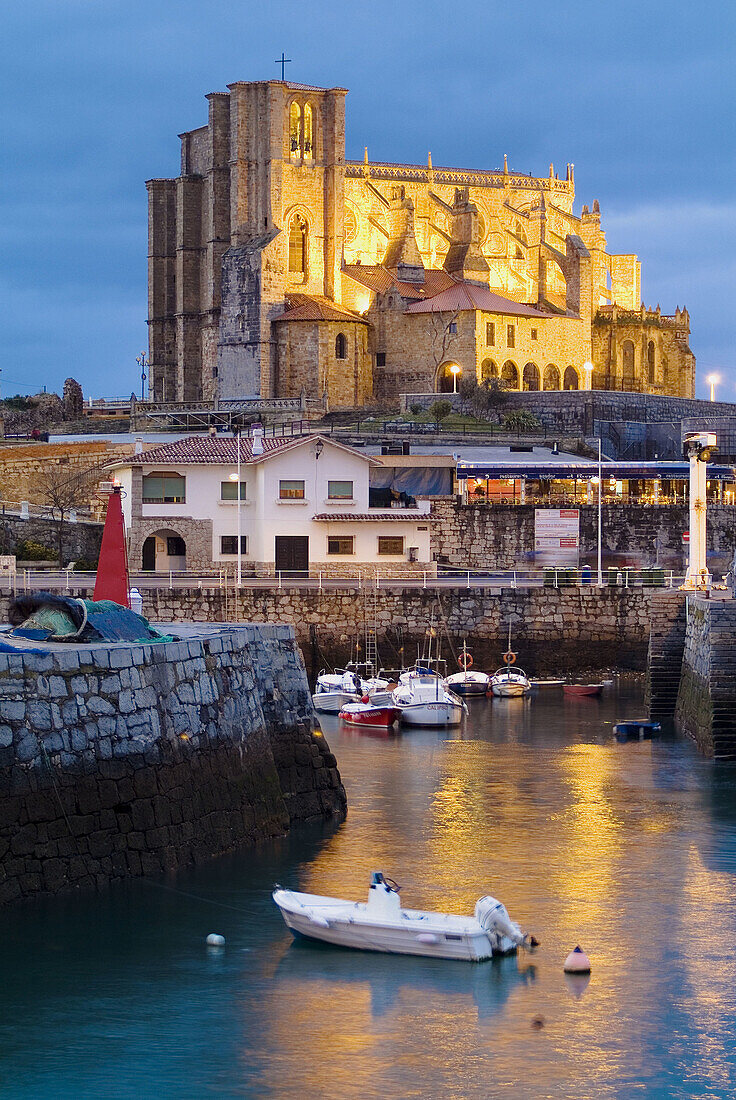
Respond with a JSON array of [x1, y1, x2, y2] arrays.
[[3, 682, 736, 1099]]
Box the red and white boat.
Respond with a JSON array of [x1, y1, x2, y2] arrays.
[[563, 683, 604, 697], [339, 700, 401, 728]]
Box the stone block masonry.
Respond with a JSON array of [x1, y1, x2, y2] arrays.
[[674, 598, 736, 759], [0, 624, 346, 905]]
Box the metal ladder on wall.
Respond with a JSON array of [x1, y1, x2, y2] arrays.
[[363, 587, 380, 673]]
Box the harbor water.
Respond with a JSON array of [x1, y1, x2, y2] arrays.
[[2, 681, 736, 1098]]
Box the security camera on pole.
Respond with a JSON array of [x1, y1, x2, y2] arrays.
[[682, 431, 717, 590]]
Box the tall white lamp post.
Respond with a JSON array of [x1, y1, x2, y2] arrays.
[[596, 437, 603, 585], [707, 373, 720, 402], [683, 432, 717, 589], [583, 360, 594, 391], [229, 427, 242, 586], [450, 364, 461, 393]]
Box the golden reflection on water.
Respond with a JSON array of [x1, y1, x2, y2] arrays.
[[248, 696, 736, 1099]]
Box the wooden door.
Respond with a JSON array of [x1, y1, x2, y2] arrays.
[[274, 536, 309, 576]]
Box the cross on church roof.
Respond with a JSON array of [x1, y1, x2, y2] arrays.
[[275, 52, 292, 80]]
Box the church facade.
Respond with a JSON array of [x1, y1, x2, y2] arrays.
[[147, 78, 695, 408]]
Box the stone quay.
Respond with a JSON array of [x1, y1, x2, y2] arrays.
[[0, 623, 346, 905]]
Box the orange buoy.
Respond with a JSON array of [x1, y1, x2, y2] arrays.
[[563, 945, 591, 974], [502, 651, 516, 665], [458, 652, 474, 670]]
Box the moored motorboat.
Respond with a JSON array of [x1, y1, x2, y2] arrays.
[[339, 701, 401, 728], [273, 871, 531, 961], [445, 642, 490, 697], [393, 670, 466, 726], [614, 718, 661, 740], [563, 683, 603, 697], [490, 667, 531, 697], [529, 679, 565, 689], [312, 669, 362, 713]]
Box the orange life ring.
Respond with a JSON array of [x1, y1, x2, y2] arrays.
[[503, 651, 517, 665], [458, 652, 474, 670]]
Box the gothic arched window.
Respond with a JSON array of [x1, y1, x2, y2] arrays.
[[288, 215, 308, 275], [563, 366, 579, 390], [304, 103, 314, 156], [647, 340, 655, 384], [523, 362, 540, 391], [480, 358, 497, 381], [543, 364, 560, 390], [289, 102, 302, 158], [501, 360, 519, 389], [335, 333, 347, 360]]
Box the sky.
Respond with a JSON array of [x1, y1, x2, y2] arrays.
[[2, 0, 735, 402]]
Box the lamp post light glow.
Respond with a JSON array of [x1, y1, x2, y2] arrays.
[[583, 360, 594, 391], [707, 373, 720, 402], [450, 364, 461, 393]]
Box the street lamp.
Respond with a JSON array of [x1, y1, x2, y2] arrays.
[[136, 352, 148, 401], [707, 373, 720, 402], [450, 364, 461, 393], [583, 360, 594, 391], [590, 437, 603, 585]]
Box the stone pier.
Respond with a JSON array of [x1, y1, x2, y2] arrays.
[[674, 597, 736, 759], [0, 623, 345, 905]]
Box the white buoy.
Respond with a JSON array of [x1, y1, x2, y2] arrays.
[[563, 945, 591, 973], [206, 933, 225, 947]]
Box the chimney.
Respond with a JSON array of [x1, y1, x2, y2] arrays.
[[443, 187, 490, 285], [382, 186, 425, 284], [251, 423, 264, 456], [134, 437, 143, 455]]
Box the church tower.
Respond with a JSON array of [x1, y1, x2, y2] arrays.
[[147, 79, 347, 402]]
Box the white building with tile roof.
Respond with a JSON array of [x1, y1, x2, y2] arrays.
[[108, 431, 432, 576]]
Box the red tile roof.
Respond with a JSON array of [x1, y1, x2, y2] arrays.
[[313, 512, 432, 521], [405, 283, 556, 317], [109, 433, 377, 468], [275, 294, 367, 324], [342, 266, 455, 301]]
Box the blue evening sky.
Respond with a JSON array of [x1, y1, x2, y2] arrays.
[[2, 0, 734, 401]]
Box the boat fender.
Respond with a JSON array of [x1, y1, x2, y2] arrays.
[[503, 651, 516, 665], [361, 694, 370, 703], [458, 652, 473, 669], [206, 933, 225, 947], [563, 945, 591, 973], [416, 933, 439, 945], [307, 912, 331, 928]]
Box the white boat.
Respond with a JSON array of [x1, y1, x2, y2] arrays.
[[312, 669, 361, 714], [393, 670, 466, 726], [273, 872, 530, 961], [445, 641, 490, 696], [490, 667, 531, 697], [529, 678, 565, 689]]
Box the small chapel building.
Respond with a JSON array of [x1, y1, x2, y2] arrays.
[[146, 78, 695, 409]]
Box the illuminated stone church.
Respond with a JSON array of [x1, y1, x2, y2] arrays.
[[146, 78, 695, 408]]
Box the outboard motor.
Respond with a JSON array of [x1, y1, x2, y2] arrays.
[[475, 895, 525, 950]]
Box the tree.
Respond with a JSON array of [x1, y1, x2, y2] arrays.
[[502, 409, 542, 436], [429, 399, 452, 427], [36, 465, 98, 565], [458, 374, 508, 421], [63, 378, 84, 421], [426, 307, 462, 386]]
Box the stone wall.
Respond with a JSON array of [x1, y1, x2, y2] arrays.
[[430, 500, 735, 574], [0, 441, 134, 521], [0, 624, 345, 905], [674, 598, 736, 759], [122, 586, 666, 675], [644, 592, 687, 719], [2, 514, 102, 565]]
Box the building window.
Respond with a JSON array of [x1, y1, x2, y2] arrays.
[[507, 324, 515, 348], [448, 322, 458, 334], [480, 358, 498, 381], [288, 214, 307, 275], [647, 340, 656, 383], [335, 333, 347, 359], [563, 366, 579, 390], [376, 352, 386, 367], [303, 103, 313, 155], [289, 102, 301, 156], [327, 535, 354, 555], [501, 360, 519, 388], [531, 328, 538, 341], [167, 536, 186, 557], [328, 480, 353, 499], [279, 479, 305, 499], [378, 536, 404, 555], [220, 481, 247, 500], [486, 322, 495, 346], [142, 474, 186, 503], [220, 535, 248, 555]]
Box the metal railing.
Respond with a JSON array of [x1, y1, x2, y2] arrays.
[[2, 567, 688, 594]]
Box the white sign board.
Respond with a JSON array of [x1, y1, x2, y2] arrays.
[[0, 555, 16, 575], [534, 509, 579, 563]]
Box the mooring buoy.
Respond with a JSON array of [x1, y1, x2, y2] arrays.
[[206, 933, 225, 947], [563, 945, 591, 973]]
